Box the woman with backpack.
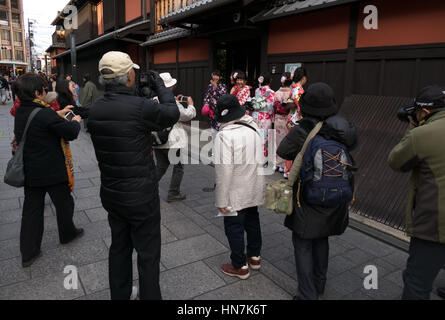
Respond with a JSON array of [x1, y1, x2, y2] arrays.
[[274, 72, 293, 174], [277, 82, 358, 300], [251, 72, 275, 158]]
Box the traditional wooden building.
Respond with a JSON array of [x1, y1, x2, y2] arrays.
[[51, 0, 445, 233]]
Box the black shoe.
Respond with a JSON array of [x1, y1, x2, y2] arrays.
[[437, 287, 445, 299], [22, 251, 42, 268], [61, 228, 84, 245]]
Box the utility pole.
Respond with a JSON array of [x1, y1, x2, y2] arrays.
[[28, 18, 34, 73]]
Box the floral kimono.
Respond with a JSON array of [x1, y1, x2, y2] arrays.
[[285, 84, 305, 176], [273, 87, 292, 170], [203, 82, 228, 131], [231, 85, 251, 107], [251, 85, 275, 157]]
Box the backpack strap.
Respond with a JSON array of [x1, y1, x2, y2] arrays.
[[287, 121, 323, 187], [19, 108, 42, 147], [234, 121, 260, 135]]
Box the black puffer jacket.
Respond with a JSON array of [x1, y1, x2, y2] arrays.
[[87, 85, 179, 206], [14, 101, 81, 187], [277, 115, 358, 239]]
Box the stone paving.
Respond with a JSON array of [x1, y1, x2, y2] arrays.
[[0, 100, 444, 300]]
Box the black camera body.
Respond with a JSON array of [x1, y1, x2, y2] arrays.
[[397, 105, 417, 122], [137, 71, 155, 99]]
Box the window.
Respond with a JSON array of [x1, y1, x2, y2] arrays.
[[12, 13, 20, 27], [1, 29, 10, 42], [11, 0, 19, 9], [0, 0, 6, 7], [0, 10, 8, 26], [15, 49, 23, 61], [13, 31, 21, 44], [1, 48, 11, 60]]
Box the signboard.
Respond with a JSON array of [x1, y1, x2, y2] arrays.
[[285, 63, 302, 76]]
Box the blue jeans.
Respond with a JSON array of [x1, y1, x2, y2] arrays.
[[224, 206, 262, 269]]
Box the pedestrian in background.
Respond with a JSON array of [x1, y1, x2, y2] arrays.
[[0, 74, 9, 104], [277, 83, 357, 300], [88, 51, 179, 300], [65, 74, 80, 106], [214, 94, 265, 280], [154, 72, 196, 203], [79, 73, 100, 130], [388, 85, 445, 300], [56, 79, 89, 120], [8, 73, 18, 101]]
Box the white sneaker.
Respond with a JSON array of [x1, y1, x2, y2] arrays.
[[130, 286, 139, 300], [283, 173, 289, 179], [279, 167, 285, 173]]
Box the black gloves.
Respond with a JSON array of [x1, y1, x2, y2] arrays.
[[148, 70, 166, 92]]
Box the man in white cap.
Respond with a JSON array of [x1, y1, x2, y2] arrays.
[[87, 51, 180, 300], [153, 72, 196, 203]]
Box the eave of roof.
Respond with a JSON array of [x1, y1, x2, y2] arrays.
[[51, 20, 151, 59], [141, 28, 191, 47], [158, 0, 238, 25], [250, 0, 363, 23]]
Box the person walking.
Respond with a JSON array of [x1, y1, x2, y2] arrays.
[[8, 73, 18, 101], [13, 73, 84, 268], [87, 52, 179, 300], [214, 94, 265, 280], [154, 72, 196, 203], [277, 82, 358, 300], [202, 70, 228, 142], [274, 72, 293, 174], [0, 74, 9, 104], [388, 85, 445, 300]]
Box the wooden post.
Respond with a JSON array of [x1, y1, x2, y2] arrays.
[[344, 3, 359, 99]]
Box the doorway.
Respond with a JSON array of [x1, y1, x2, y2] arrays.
[[214, 38, 261, 90]]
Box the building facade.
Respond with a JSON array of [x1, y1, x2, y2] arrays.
[[50, 0, 445, 232], [0, 0, 28, 75]]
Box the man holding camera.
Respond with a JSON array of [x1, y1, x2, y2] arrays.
[[388, 85, 445, 300], [87, 51, 180, 300]]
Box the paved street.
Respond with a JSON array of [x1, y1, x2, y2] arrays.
[[0, 101, 444, 300]]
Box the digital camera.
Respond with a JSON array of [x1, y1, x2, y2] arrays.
[[397, 105, 417, 122]]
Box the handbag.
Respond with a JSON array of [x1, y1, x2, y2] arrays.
[[265, 121, 323, 215], [4, 108, 42, 187]]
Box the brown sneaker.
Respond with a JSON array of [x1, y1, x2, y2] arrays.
[[221, 264, 250, 280], [247, 256, 261, 270]]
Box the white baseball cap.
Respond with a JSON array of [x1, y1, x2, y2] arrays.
[[99, 51, 140, 79]]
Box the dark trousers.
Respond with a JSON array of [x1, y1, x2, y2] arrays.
[[224, 206, 262, 269], [155, 148, 184, 196], [21, 183, 77, 262], [292, 233, 329, 300], [103, 198, 162, 300], [402, 237, 445, 300]]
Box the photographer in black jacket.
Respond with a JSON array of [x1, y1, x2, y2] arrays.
[[88, 51, 180, 300]]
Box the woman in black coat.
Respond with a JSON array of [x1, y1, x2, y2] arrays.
[[277, 82, 358, 300], [14, 74, 84, 268]]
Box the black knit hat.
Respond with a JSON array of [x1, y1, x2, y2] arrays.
[[215, 94, 246, 123], [300, 82, 337, 118]]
